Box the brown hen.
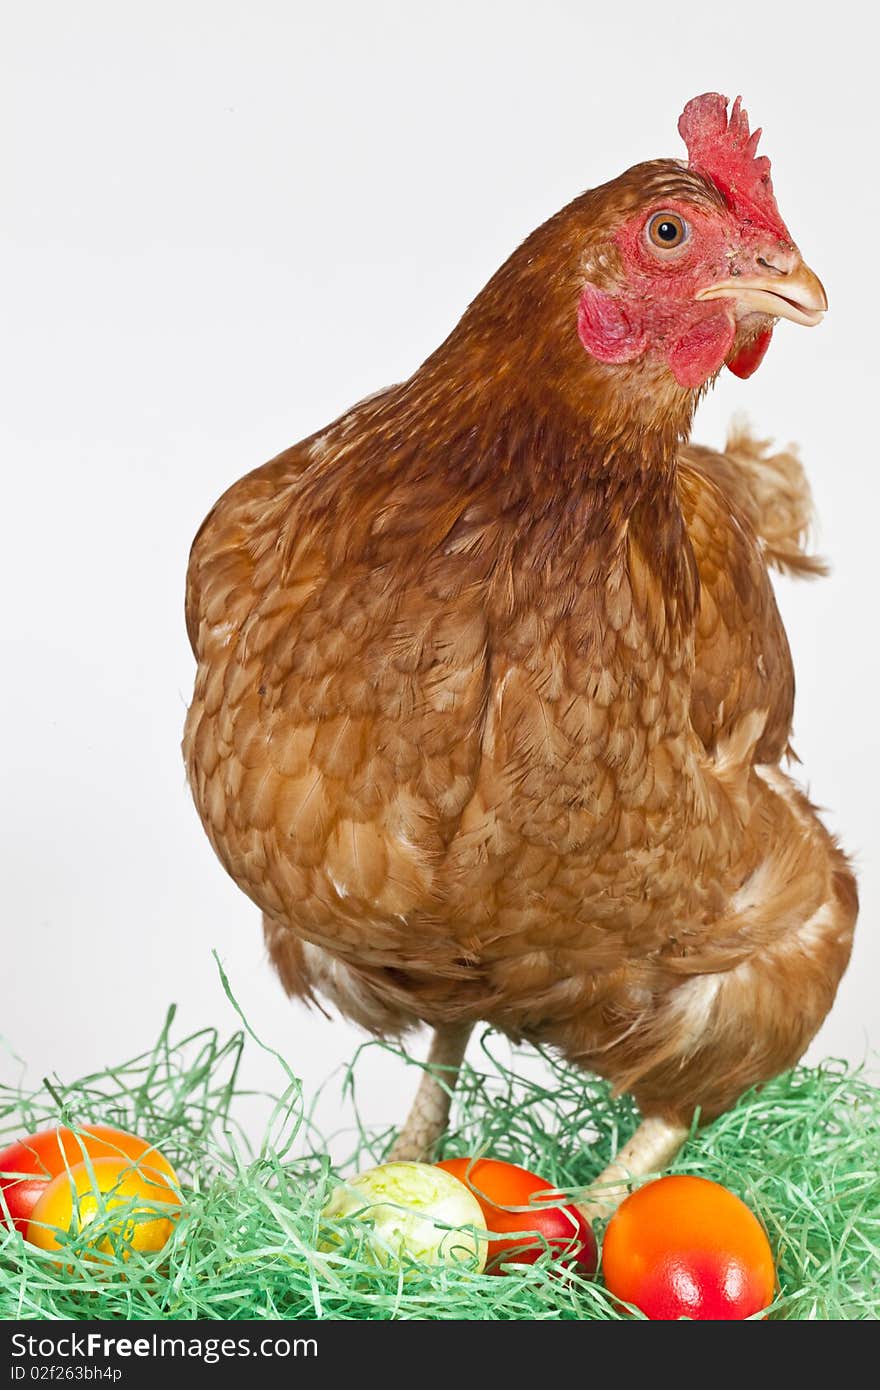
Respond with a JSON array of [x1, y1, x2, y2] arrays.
[[183, 94, 856, 1207]]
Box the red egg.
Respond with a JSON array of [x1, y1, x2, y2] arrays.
[[602, 1175, 776, 1319], [437, 1156, 597, 1274]]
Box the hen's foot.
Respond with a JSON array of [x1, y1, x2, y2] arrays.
[[576, 1115, 690, 1223], [387, 1022, 473, 1162]]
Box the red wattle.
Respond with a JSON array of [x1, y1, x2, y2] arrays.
[[726, 327, 773, 378], [666, 309, 736, 388]]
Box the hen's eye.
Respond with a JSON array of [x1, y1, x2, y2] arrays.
[[646, 212, 689, 250]]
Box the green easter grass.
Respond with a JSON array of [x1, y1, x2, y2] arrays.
[[1, 967, 877, 1320]]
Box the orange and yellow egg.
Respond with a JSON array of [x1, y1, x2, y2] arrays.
[[602, 1174, 776, 1319]]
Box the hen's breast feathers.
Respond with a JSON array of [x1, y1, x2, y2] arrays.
[[183, 418, 805, 1030]]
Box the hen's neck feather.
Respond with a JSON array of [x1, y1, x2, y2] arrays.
[[287, 354, 700, 634]]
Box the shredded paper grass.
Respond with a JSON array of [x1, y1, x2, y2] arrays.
[[1, 973, 877, 1321]]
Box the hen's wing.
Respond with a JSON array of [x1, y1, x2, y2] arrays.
[[677, 443, 798, 764], [185, 386, 402, 658]]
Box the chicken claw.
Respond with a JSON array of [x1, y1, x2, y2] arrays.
[[576, 1116, 691, 1224]]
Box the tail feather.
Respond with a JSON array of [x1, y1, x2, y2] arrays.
[[723, 420, 828, 578]]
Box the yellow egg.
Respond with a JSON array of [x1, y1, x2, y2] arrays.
[[26, 1156, 181, 1258]]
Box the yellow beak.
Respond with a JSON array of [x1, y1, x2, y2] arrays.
[[695, 256, 828, 328]]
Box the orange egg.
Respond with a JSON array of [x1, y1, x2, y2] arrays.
[[26, 1157, 181, 1259], [602, 1175, 775, 1319]]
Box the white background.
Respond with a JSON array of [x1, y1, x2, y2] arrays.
[[2, 1, 877, 1142]]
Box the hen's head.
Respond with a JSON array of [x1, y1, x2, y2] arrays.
[[461, 94, 825, 428], [575, 93, 826, 392]]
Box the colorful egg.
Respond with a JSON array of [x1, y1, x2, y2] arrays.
[[26, 1157, 181, 1258], [323, 1160, 487, 1270], [601, 1174, 776, 1319], [437, 1157, 597, 1274]]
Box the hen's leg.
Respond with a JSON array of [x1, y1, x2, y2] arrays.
[[576, 1116, 690, 1223], [388, 1022, 473, 1162]]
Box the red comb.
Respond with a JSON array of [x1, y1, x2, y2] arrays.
[[678, 93, 791, 241]]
